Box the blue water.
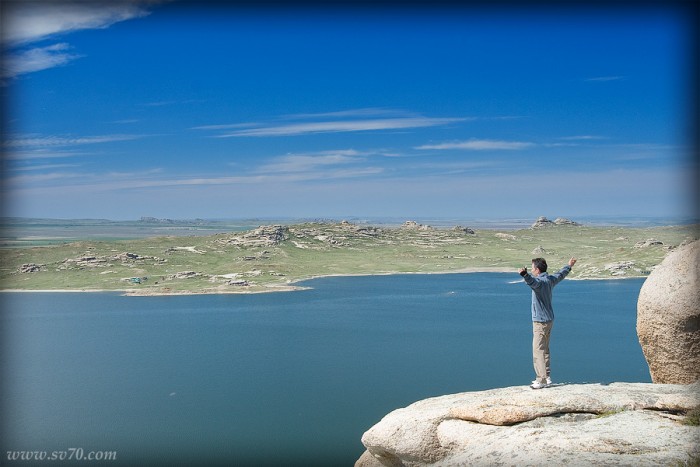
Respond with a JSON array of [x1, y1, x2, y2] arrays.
[[0, 274, 648, 466]]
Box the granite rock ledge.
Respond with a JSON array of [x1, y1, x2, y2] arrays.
[[356, 381, 700, 467]]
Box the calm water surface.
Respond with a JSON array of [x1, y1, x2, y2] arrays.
[[0, 273, 648, 466]]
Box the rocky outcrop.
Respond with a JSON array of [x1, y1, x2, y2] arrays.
[[58, 252, 165, 270], [531, 216, 581, 229], [357, 382, 700, 467], [635, 238, 664, 248], [452, 226, 475, 235], [402, 221, 433, 231], [225, 225, 290, 247], [637, 239, 700, 384], [531, 216, 554, 228], [554, 217, 580, 226], [605, 260, 636, 276], [18, 263, 43, 273]]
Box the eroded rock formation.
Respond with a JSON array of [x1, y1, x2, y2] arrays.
[[357, 382, 700, 466]]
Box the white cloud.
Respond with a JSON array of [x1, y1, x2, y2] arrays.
[[3, 148, 87, 160], [1, 43, 82, 79], [216, 117, 465, 137], [558, 135, 607, 141], [5, 171, 84, 186], [192, 122, 264, 131], [415, 139, 535, 151], [256, 150, 366, 173], [2, 1, 153, 45], [11, 163, 81, 172], [283, 108, 418, 120], [585, 76, 625, 82], [4, 134, 144, 148], [1, 1, 159, 81], [195, 109, 466, 138]]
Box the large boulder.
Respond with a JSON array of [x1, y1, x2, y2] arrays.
[[530, 216, 554, 229], [637, 240, 700, 384], [356, 382, 700, 467]]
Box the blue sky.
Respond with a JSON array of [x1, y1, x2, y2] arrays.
[[1, 1, 697, 221]]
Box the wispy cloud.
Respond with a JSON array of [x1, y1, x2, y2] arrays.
[[4, 134, 145, 148], [6, 171, 85, 186], [195, 109, 466, 138], [256, 150, 367, 173], [415, 139, 535, 151], [1, 1, 160, 81], [283, 107, 419, 120], [3, 148, 88, 160], [1, 43, 83, 79], [585, 76, 625, 82], [192, 122, 264, 131], [558, 135, 607, 141], [11, 163, 81, 172], [2, 1, 154, 45], [6, 168, 386, 195]]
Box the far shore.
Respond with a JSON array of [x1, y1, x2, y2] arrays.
[[0, 266, 648, 296]]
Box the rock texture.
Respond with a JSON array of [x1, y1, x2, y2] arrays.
[[531, 216, 555, 228], [531, 216, 581, 229], [553, 217, 581, 226], [637, 239, 700, 384], [402, 221, 433, 231], [357, 382, 700, 467]]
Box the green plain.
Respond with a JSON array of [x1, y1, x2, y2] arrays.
[[1, 222, 697, 295]]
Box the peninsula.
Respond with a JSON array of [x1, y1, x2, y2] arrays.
[[1, 217, 697, 295]]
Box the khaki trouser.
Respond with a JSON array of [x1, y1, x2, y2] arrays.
[[532, 321, 553, 384]]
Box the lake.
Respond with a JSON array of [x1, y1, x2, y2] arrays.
[[0, 273, 648, 466]]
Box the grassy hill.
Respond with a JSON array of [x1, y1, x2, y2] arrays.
[[1, 221, 697, 295]]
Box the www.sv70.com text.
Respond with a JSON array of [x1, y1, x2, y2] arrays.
[[6, 448, 117, 462]]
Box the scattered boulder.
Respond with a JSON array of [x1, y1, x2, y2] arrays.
[[637, 239, 700, 384], [452, 226, 475, 235], [531, 245, 547, 255], [531, 216, 581, 228], [226, 225, 289, 247], [18, 263, 43, 273], [353, 226, 381, 237], [227, 279, 249, 286], [357, 382, 700, 467], [166, 271, 201, 280], [531, 216, 555, 229], [553, 217, 581, 226], [112, 252, 142, 261], [635, 239, 664, 248], [402, 221, 433, 231], [605, 261, 636, 276]]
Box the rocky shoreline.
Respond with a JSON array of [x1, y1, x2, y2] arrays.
[[355, 240, 700, 466], [357, 382, 700, 467]]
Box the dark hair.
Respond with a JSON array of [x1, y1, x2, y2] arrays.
[[531, 258, 548, 272]]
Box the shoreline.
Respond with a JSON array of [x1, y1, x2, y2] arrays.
[[0, 267, 648, 296]]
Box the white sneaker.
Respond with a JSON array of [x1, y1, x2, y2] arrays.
[[531, 377, 552, 388], [530, 381, 547, 389]]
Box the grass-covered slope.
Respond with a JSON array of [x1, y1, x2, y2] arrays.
[[1, 221, 697, 295]]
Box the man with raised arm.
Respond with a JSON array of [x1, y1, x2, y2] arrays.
[[518, 257, 577, 389]]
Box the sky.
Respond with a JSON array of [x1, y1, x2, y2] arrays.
[[1, 1, 698, 221]]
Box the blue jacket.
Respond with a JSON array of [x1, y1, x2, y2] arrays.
[[523, 265, 571, 322]]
